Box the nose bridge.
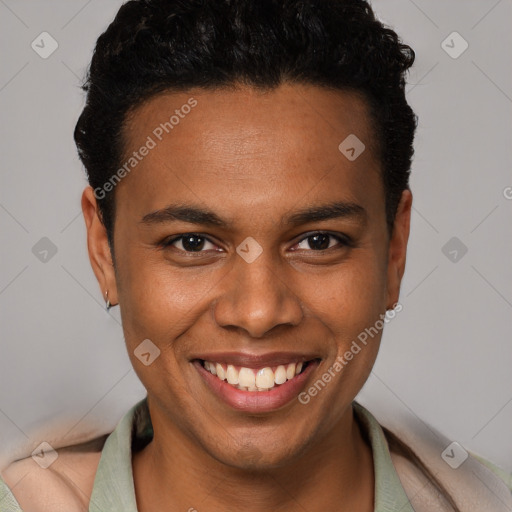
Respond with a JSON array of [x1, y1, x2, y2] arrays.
[[213, 249, 303, 338]]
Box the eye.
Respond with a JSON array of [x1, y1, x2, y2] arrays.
[[293, 232, 351, 252], [161, 231, 351, 255], [162, 233, 219, 253]]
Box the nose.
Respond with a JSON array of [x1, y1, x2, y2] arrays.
[[212, 253, 304, 338]]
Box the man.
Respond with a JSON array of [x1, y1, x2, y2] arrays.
[[1, 1, 510, 510]]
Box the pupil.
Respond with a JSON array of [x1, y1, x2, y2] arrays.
[[309, 234, 329, 250], [183, 235, 205, 251]]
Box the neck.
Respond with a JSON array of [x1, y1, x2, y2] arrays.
[[133, 404, 374, 512]]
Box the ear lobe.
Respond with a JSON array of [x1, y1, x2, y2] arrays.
[[386, 189, 412, 309], [81, 187, 118, 307]]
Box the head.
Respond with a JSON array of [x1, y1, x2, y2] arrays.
[[77, 0, 416, 469]]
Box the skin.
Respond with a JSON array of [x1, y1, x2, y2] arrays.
[[82, 83, 412, 511]]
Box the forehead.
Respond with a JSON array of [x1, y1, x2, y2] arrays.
[[123, 83, 377, 159], [117, 83, 384, 225]]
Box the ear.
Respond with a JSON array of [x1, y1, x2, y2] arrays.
[[386, 189, 412, 309], [81, 187, 118, 307]]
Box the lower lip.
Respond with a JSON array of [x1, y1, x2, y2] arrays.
[[193, 359, 320, 413]]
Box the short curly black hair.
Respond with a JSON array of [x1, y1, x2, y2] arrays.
[[74, 0, 417, 248]]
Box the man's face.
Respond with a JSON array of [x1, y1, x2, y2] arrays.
[[85, 83, 410, 468]]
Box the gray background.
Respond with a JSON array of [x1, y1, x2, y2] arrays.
[[1, 0, 511, 472]]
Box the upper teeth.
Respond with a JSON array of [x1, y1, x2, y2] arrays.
[[204, 361, 304, 391]]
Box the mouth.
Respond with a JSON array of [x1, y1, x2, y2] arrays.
[[200, 359, 311, 391], [191, 353, 322, 413]]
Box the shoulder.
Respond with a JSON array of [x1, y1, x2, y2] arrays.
[[0, 435, 107, 512], [354, 401, 512, 510], [382, 419, 512, 511], [389, 447, 512, 512], [470, 452, 512, 491]]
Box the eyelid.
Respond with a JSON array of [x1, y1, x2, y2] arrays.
[[161, 231, 352, 253], [160, 233, 221, 252], [291, 231, 353, 250]]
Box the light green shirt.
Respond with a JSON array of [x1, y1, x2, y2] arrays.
[[1, 398, 510, 511]]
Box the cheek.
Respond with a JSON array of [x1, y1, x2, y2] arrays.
[[114, 256, 200, 402], [304, 251, 387, 390], [116, 242, 388, 342], [307, 254, 388, 334], [116, 251, 216, 344]]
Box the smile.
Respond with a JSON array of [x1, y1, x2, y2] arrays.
[[201, 360, 307, 391], [193, 353, 322, 413]]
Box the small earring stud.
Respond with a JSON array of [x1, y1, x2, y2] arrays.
[[105, 290, 111, 311]]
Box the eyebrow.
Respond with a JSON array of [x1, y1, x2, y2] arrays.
[[140, 201, 366, 228]]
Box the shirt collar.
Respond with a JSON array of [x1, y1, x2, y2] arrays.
[[89, 398, 414, 512], [353, 402, 414, 512], [88, 399, 149, 512]]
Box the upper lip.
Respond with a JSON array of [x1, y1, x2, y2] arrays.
[[191, 351, 321, 368]]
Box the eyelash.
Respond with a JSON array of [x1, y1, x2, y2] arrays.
[[160, 231, 352, 254]]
